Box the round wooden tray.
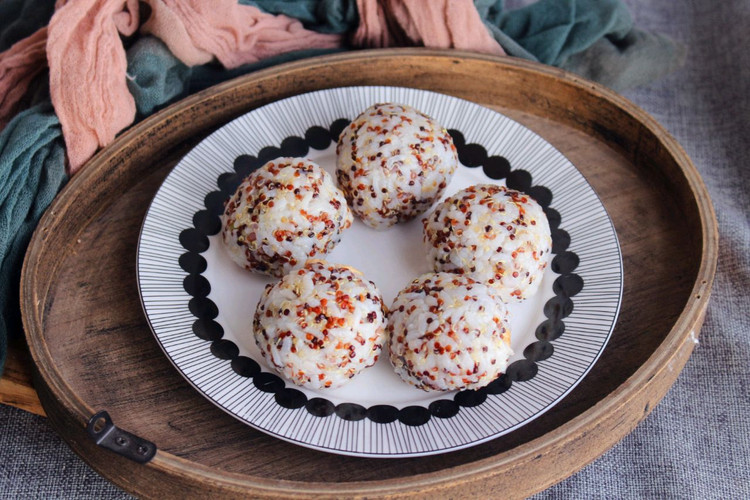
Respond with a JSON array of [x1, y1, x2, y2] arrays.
[[21, 49, 717, 498]]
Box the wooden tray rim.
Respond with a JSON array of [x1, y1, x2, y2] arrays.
[[20, 49, 719, 496]]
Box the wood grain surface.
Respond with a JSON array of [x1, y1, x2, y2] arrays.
[[20, 50, 717, 498], [0, 337, 43, 415]]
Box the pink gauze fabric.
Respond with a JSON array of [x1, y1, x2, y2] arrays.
[[0, 28, 48, 130], [49, 0, 341, 173], [353, 0, 505, 56], [140, 0, 341, 68], [47, 0, 141, 173]]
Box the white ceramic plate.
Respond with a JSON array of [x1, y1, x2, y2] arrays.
[[137, 86, 623, 457]]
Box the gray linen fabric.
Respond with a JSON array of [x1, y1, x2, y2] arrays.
[[1, 0, 748, 498]]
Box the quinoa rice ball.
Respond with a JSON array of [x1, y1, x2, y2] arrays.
[[253, 260, 386, 390], [388, 272, 513, 392], [221, 158, 352, 278], [423, 184, 551, 302], [336, 103, 458, 230]]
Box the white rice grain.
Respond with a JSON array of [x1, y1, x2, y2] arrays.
[[423, 184, 551, 302], [254, 260, 386, 390], [222, 158, 352, 277], [388, 272, 512, 391], [336, 103, 457, 230]]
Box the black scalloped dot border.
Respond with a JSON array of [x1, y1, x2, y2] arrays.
[[178, 120, 583, 427]]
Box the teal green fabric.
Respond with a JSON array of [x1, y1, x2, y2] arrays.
[[476, 0, 683, 90], [240, 0, 358, 35], [126, 37, 192, 118], [0, 0, 686, 376], [127, 36, 345, 118], [0, 104, 68, 373], [481, 0, 632, 66]]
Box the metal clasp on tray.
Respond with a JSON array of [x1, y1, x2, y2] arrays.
[[86, 410, 156, 464]]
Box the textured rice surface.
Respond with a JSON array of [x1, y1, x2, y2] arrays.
[[254, 260, 386, 390], [388, 272, 512, 391], [336, 103, 457, 230], [423, 184, 551, 302], [221, 158, 352, 277]]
